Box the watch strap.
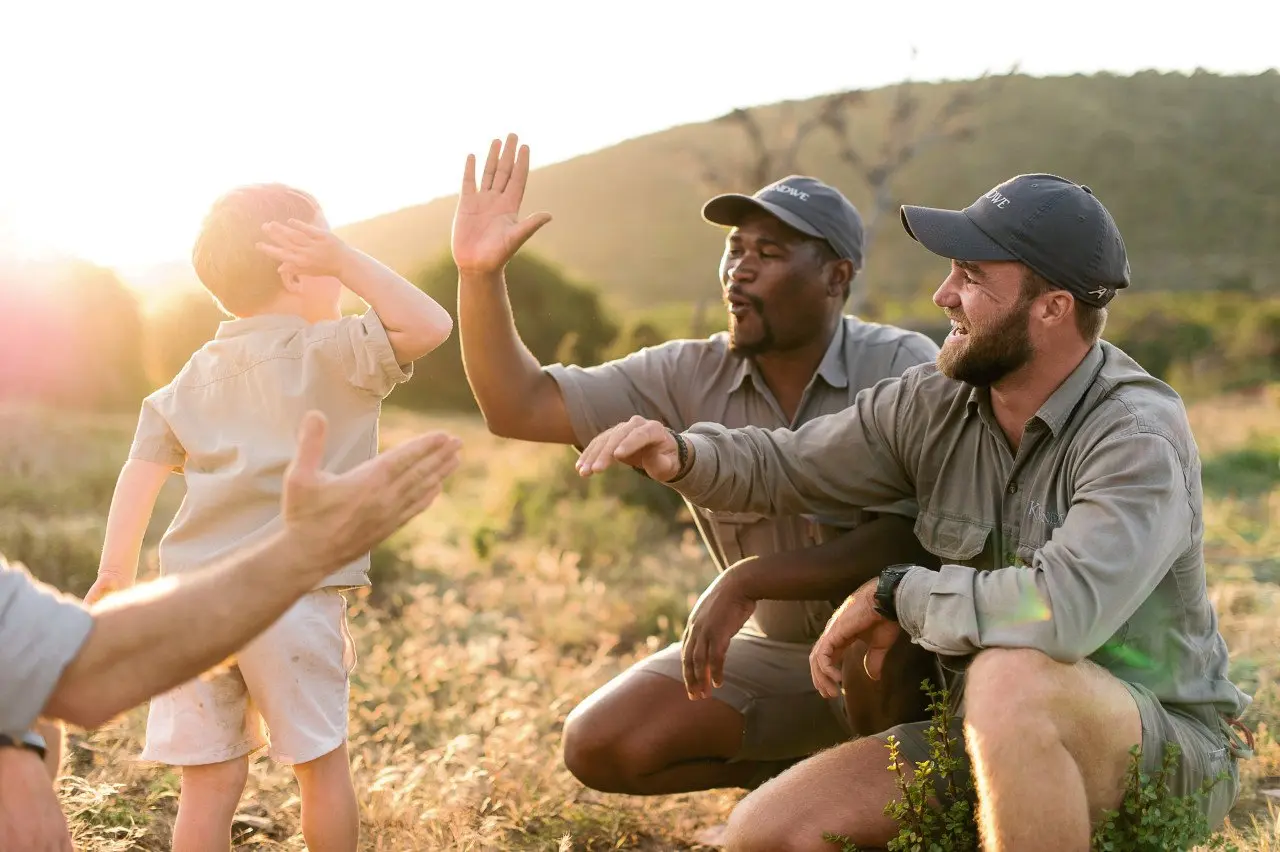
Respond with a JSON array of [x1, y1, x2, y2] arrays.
[[873, 563, 915, 621], [0, 730, 47, 760]]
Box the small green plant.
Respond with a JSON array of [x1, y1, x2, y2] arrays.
[[824, 679, 976, 851], [1091, 742, 1237, 851], [825, 679, 1237, 852]]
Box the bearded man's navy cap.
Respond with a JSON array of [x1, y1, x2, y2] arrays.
[[900, 173, 1130, 308], [702, 175, 865, 269]]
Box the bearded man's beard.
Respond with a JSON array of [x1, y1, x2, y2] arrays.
[[937, 299, 1035, 386]]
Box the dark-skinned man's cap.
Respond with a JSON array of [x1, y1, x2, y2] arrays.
[[900, 173, 1130, 308], [702, 175, 864, 269]]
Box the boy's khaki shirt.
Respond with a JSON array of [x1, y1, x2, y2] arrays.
[[130, 309, 412, 588]]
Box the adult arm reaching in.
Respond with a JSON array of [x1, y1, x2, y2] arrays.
[[574, 369, 919, 519], [19, 411, 461, 732]]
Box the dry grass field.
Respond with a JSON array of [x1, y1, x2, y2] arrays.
[[2, 386, 1277, 850]]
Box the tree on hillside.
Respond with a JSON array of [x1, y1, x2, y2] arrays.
[[0, 259, 149, 410], [691, 50, 1017, 324], [400, 251, 621, 412]]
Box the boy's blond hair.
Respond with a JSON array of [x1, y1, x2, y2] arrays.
[[192, 183, 321, 317]]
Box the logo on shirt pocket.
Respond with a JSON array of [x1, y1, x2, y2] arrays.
[[1026, 499, 1064, 529]]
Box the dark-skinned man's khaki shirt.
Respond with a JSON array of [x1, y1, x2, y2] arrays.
[[669, 340, 1250, 721], [548, 316, 938, 643], [546, 316, 940, 762]]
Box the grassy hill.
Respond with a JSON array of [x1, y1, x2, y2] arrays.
[[336, 69, 1280, 319]]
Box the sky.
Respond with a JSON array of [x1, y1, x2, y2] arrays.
[[1, 0, 1276, 285]]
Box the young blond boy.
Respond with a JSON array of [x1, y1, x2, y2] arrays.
[[85, 183, 452, 851]]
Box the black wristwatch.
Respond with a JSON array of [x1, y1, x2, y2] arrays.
[[0, 730, 48, 761], [873, 564, 915, 621]]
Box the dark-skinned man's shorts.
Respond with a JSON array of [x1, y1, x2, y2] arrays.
[[637, 632, 853, 762]]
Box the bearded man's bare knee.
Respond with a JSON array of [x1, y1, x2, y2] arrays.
[[962, 647, 1141, 829]]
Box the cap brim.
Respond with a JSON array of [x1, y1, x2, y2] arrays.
[[702, 194, 824, 240], [900, 205, 1017, 262]]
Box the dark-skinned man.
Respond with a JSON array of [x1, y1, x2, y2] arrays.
[[449, 133, 941, 796]]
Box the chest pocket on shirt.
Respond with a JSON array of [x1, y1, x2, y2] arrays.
[[914, 510, 991, 565], [1015, 502, 1065, 567], [1015, 533, 1049, 568], [700, 508, 812, 568]]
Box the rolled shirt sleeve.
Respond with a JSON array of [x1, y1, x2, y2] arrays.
[[326, 309, 415, 398], [0, 555, 95, 734]]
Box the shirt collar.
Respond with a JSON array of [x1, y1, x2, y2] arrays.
[[1034, 343, 1106, 436], [213, 313, 311, 340], [965, 343, 1106, 437]]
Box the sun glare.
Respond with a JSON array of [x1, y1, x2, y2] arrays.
[[1, 1, 1272, 300]]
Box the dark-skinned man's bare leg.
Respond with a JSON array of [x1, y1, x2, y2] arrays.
[[561, 515, 940, 796], [563, 647, 937, 796], [562, 669, 792, 794]]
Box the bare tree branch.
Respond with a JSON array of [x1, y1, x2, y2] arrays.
[[684, 52, 1021, 323]]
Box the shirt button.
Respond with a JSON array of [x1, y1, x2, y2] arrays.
[[1007, 482, 1018, 494]]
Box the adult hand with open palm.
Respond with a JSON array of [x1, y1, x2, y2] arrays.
[[452, 133, 552, 275]]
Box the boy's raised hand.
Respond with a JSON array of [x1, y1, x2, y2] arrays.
[[257, 219, 351, 279], [451, 133, 552, 276]]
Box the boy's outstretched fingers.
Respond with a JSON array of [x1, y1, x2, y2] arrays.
[[401, 484, 444, 523], [460, 153, 477, 195], [489, 132, 518, 195]]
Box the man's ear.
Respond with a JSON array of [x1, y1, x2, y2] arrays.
[[828, 258, 856, 299], [1040, 290, 1074, 328]]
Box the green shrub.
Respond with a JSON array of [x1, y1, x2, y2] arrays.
[[825, 680, 1237, 852], [481, 449, 688, 577], [1201, 438, 1280, 500]]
